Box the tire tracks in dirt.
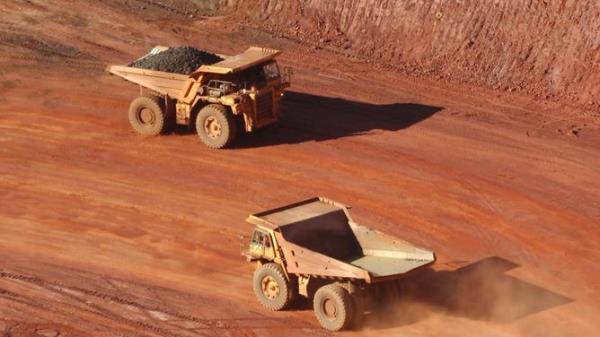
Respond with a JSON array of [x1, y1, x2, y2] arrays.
[[0, 269, 327, 337]]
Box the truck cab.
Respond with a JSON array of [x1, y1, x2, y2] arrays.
[[191, 47, 292, 135], [246, 226, 277, 261]]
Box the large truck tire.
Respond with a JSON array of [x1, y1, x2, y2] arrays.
[[128, 95, 168, 136], [313, 284, 354, 331], [195, 104, 237, 149], [253, 263, 293, 311]]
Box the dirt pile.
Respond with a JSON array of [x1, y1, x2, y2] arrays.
[[223, 0, 600, 109], [128, 46, 223, 74]]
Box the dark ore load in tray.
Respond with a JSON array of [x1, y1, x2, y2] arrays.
[[128, 46, 223, 74]]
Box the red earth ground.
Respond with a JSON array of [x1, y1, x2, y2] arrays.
[[0, 1, 599, 337]]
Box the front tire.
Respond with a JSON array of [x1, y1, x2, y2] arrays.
[[313, 284, 354, 331], [253, 263, 293, 311], [195, 104, 237, 149], [128, 95, 167, 136]]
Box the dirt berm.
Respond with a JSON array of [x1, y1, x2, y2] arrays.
[[220, 0, 599, 108]]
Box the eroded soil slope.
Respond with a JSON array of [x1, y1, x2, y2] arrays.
[[229, 0, 600, 109]]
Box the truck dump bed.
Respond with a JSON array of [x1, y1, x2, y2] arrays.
[[107, 46, 282, 99], [106, 65, 189, 98], [247, 197, 435, 283]]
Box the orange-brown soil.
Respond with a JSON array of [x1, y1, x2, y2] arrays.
[[0, 1, 599, 337]]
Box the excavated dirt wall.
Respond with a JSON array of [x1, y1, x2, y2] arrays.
[[223, 0, 600, 108]]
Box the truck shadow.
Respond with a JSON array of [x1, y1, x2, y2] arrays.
[[235, 91, 443, 148], [359, 256, 572, 329]]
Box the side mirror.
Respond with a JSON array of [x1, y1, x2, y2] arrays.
[[283, 66, 293, 84]]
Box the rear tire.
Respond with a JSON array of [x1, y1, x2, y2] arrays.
[[195, 104, 237, 149], [313, 284, 354, 331], [253, 263, 292, 311], [128, 95, 167, 136]]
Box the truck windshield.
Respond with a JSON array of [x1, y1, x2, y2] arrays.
[[263, 62, 280, 80], [223, 62, 279, 89]]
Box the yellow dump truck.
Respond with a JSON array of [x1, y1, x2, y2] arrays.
[[107, 46, 291, 148], [244, 197, 436, 331]]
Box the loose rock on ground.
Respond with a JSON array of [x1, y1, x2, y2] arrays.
[[128, 46, 223, 74]]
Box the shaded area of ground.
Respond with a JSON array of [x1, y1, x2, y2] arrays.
[[361, 257, 573, 330], [237, 91, 442, 147]]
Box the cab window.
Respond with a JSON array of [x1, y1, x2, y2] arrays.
[[262, 62, 280, 80], [251, 230, 263, 245], [251, 230, 271, 247]]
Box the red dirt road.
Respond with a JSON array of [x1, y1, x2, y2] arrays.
[[1, 1, 599, 337]]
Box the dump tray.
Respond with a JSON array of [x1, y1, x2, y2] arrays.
[[247, 197, 435, 283], [107, 46, 281, 99], [196, 47, 281, 74], [107, 65, 190, 98]]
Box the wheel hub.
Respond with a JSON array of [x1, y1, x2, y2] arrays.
[[261, 276, 280, 300], [139, 108, 155, 125], [323, 298, 337, 319], [204, 116, 222, 139]]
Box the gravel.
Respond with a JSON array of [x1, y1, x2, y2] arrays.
[[128, 46, 223, 74]]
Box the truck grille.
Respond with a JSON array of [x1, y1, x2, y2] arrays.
[[255, 91, 274, 120]]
